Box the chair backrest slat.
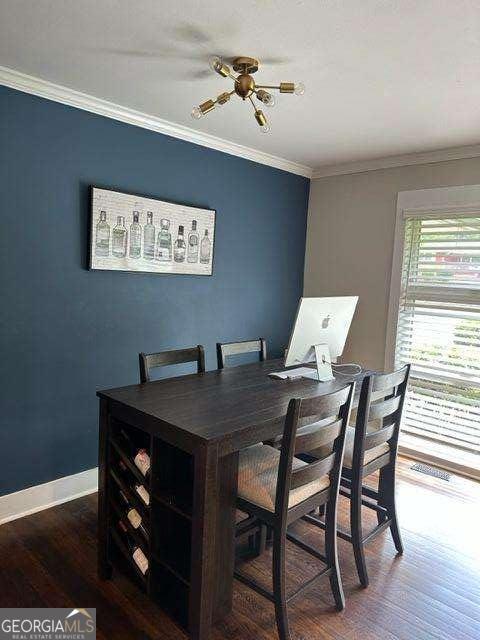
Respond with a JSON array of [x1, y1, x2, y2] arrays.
[[364, 422, 396, 451], [139, 345, 205, 383], [274, 383, 355, 518], [294, 418, 343, 455], [290, 452, 336, 490], [298, 386, 351, 423], [371, 367, 409, 393], [368, 394, 401, 422], [217, 338, 267, 369]]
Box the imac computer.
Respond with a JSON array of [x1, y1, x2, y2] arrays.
[[282, 296, 358, 381]]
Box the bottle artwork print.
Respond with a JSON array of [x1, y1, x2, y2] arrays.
[[200, 229, 211, 264], [156, 218, 172, 262], [174, 225, 186, 263], [112, 216, 127, 258], [143, 211, 155, 260], [129, 211, 142, 259], [187, 220, 199, 263], [91, 189, 214, 275], [95, 210, 110, 256]]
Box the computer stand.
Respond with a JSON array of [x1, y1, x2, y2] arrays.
[[312, 343, 335, 382]]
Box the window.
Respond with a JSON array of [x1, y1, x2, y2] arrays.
[[394, 212, 480, 457]]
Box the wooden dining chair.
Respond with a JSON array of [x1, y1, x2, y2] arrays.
[[235, 383, 355, 640], [138, 345, 205, 383], [216, 338, 267, 369], [306, 365, 410, 588], [217, 338, 268, 549]]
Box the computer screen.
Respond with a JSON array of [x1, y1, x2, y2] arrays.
[[284, 296, 358, 367]]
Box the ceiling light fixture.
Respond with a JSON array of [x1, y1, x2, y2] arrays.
[[191, 56, 305, 134]]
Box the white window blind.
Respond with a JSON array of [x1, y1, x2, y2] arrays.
[[395, 213, 480, 454]]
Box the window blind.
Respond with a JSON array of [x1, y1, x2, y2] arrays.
[[395, 213, 480, 454]]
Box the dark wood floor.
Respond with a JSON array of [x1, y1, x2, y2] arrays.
[[1, 458, 479, 640]]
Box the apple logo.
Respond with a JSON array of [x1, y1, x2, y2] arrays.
[[322, 315, 331, 329]]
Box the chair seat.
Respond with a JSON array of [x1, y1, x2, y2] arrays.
[[342, 426, 390, 468], [238, 445, 330, 512]]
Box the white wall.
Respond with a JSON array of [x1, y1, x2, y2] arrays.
[[304, 157, 480, 370]]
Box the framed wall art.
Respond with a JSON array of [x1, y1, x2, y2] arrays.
[[89, 186, 216, 275]]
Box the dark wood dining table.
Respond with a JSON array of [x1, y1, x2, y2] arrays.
[[97, 358, 369, 640]]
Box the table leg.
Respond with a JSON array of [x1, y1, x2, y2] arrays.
[[98, 398, 112, 580], [214, 451, 239, 619], [189, 443, 218, 639]]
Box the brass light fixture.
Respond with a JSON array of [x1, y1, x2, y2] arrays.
[[191, 56, 305, 134]]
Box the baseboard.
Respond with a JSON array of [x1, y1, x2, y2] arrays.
[[0, 468, 98, 525], [398, 444, 480, 481]]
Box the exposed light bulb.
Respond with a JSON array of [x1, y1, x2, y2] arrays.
[[261, 123, 271, 134], [209, 56, 222, 72], [264, 93, 275, 107], [191, 106, 203, 120], [257, 89, 275, 107], [208, 55, 232, 77], [294, 82, 305, 96]]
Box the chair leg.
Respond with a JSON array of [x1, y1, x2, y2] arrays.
[[257, 524, 267, 555], [375, 474, 388, 526], [247, 533, 255, 552], [272, 527, 291, 640], [325, 500, 345, 611], [350, 478, 369, 588], [379, 465, 403, 554]]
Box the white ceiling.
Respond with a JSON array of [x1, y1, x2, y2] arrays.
[[1, 0, 480, 172]]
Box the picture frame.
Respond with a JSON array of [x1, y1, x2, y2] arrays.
[[89, 186, 216, 276]]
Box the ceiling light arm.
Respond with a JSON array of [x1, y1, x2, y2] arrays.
[[216, 90, 235, 107], [256, 82, 305, 95], [255, 85, 281, 90], [191, 89, 235, 119], [248, 95, 270, 133]]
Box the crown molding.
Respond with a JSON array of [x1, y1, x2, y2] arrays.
[[0, 65, 313, 179], [312, 144, 480, 179]]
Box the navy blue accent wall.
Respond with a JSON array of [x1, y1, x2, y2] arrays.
[[0, 85, 309, 496]]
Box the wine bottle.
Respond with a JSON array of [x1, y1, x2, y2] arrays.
[[115, 461, 151, 507], [134, 483, 150, 506], [118, 490, 149, 539], [117, 520, 149, 575], [119, 429, 151, 478]]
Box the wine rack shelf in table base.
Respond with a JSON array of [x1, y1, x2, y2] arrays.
[[106, 420, 194, 630]]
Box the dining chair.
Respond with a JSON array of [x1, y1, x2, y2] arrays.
[[138, 345, 205, 383], [306, 365, 410, 587], [216, 338, 267, 369], [234, 383, 355, 640], [217, 338, 269, 550]]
